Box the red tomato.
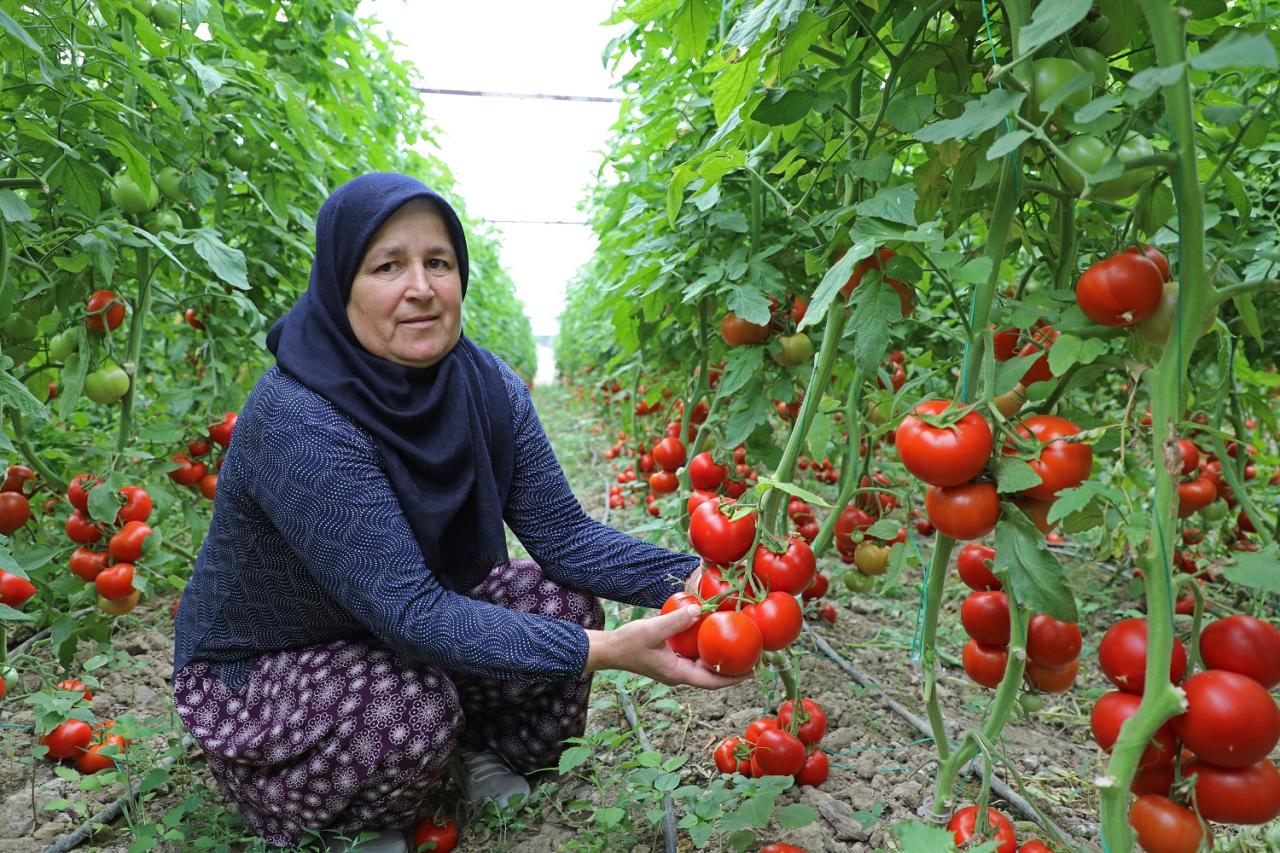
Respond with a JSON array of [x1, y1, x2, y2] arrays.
[[776, 698, 827, 746], [648, 471, 678, 494], [0, 570, 36, 607], [839, 247, 914, 318], [688, 498, 757, 565], [67, 473, 101, 512], [833, 505, 875, 556], [1176, 476, 1217, 518], [752, 728, 806, 776], [696, 565, 739, 611], [960, 591, 1010, 647], [0, 492, 31, 535], [1015, 497, 1057, 535], [1026, 658, 1078, 693], [1090, 691, 1178, 768], [56, 678, 93, 701], [1130, 764, 1176, 797], [1125, 244, 1172, 282], [817, 602, 837, 624], [947, 805, 1017, 853], [794, 748, 829, 786], [1176, 439, 1199, 476], [652, 436, 686, 473], [894, 401, 993, 487], [75, 735, 127, 774], [85, 290, 126, 333], [0, 465, 36, 494], [1128, 795, 1209, 853], [925, 482, 1000, 541], [1098, 618, 1187, 694], [956, 544, 1001, 591], [1009, 415, 1092, 501], [410, 817, 458, 853], [1182, 758, 1280, 824], [786, 498, 814, 524], [1173, 670, 1280, 768], [200, 473, 218, 500], [686, 490, 717, 516], [742, 592, 803, 651], [1075, 252, 1164, 326], [696, 611, 762, 676], [64, 510, 102, 544], [744, 716, 778, 745], [168, 453, 207, 486], [720, 312, 769, 346], [992, 328, 1020, 361], [963, 640, 1008, 689], [1018, 843, 1056, 853], [182, 438, 208, 456], [802, 572, 829, 602], [1199, 615, 1280, 688], [760, 844, 808, 853], [1017, 326, 1058, 385], [184, 307, 206, 331], [714, 736, 750, 775], [661, 592, 705, 659], [41, 719, 93, 760], [108, 520, 152, 562], [209, 412, 238, 448], [1026, 615, 1082, 668], [95, 562, 136, 601], [69, 547, 109, 582], [751, 538, 816, 595], [116, 486, 152, 524], [688, 452, 727, 490]]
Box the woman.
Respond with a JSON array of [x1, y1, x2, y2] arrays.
[[172, 173, 734, 852]]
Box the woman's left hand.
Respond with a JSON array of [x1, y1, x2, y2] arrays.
[[584, 605, 749, 690]]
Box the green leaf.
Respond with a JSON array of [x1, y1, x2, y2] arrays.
[[1047, 333, 1106, 375], [885, 95, 935, 133], [866, 519, 901, 541], [882, 540, 911, 590], [1223, 545, 1280, 595], [49, 159, 102, 219], [1191, 31, 1278, 71], [722, 395, 774, 449], [1018, 0, 1093, 57], [892, 820, 964, 851], [779, 11, 826, 78], [993, 456, 1043, 493], [797, 246, 868, 332], [752, 89, 814, 125], [717, 346, 765, 399], [725, 0, 799, 49], [1136, 185, 1174, 237], [0, 7, 41, 51], [710, 43, 763, 125], [995, 505, 1077, 622], [58, 349, 89, 421], [805, 409, 834, 462], [87, 475, 121, 524], [186, 57, 227, 96], [192, 229, 249, 290], [727, 286, 771, 325], [1074, 94, 1122, 124], [855, 185, 918, 226], [0, 603, 34, 622], [776, 803, 818, 829], [993, 353, 1040, 395], [1046, 480, 1114, 524], [1127, 64, 1186, 94], [914, 89, 1025, 144], [986, 130, 1031, 160], [558, 745, 593, 775], [849, 278, 901, 376], [0, 190, 32, 222], [0, 368, 47, 421]]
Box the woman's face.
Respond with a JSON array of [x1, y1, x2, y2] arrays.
[[347, 199, 463, 368]]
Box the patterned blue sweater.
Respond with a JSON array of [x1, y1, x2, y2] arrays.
[[173, 363, 698, 691]]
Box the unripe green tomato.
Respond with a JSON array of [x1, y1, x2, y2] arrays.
[[129, 0, 151, 12], [1030, 58, 1092, 124], [771, 332, 814, 367], [110, 172, 159, 215], [149, 0, 180, 28], [1240, 116, 1269, 149], [1019, 692, 1044, 713], [1133, 280, 1218, 347], [1200, 500, 1229, 523], [1, 314, 37, 344], [1083, 14, 1128, 56], [843, 570, 876, 593], [84, 361, 130, 405], [226, 144, 253, 170], [24, 368, 52, 401], [864, 398, 891, 427], [1063, 45, 1109, 88], [1058, 134, 1156, 201], [155, 166, 185, 201], [153, 209, 182, 233], [48, 328, 79, 362]]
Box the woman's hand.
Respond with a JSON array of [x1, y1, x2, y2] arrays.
[[683, 563, 704, 596], [585, 605, 748, 690]]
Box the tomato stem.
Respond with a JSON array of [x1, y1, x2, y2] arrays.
[[812, 373, 864, 557], [111, 245, 154, 473]]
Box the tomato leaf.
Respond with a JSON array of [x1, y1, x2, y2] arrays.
[[755, 476, 829, 508], [192, 228, 249, 290], [855, 185, 918, 226], [995, 505, 1078, 623], [866, 519, 901, 541], [1018, 0, 1093, 57], [0, 365, 47, 421], [0, 602, 34, 622], [993, 456, 1042, 493], [752, 88, 815, 126], [776, 802, 818, 829], [986, 129, 1031, 161], [914, 89, 1025, 144], [993, 353, 1041, 395], [722, 395, 773, 449], [1190, 31, 1278, 71], [798, 246, 869, 333], [716, 347, 764, 399], [848, 277, 901, 376], [0, 189, 32, 222], [804, 408, 834, 462], [1223, 545, 1280, 595], [57, 349, 88, 422], [727, 286, 771, 326], [886, 94, 935, 133], [0, 7, 40, 50]]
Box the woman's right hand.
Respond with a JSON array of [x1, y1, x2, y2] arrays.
[[585, 605, 749, 690]]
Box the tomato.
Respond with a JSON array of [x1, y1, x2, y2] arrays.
[[209, 412, 238, 448], [109, 520, 153, 562], [48, 328, 79, 362], [648, 470, 678, 494], [786, 499, 814, 525], [751, 538, 815, 595], [110, 171, 159, 214], [661, 592, 705, 659], [117, 486, 152, 524], [956, 544, 1001, 591], [696, 565, 740, 612], [1198, 498, 1228, 522], [1, 464, 36, 494], [802, 572, 829, 601], [1017, 842, 1056, 853], [168, 453, 207, 486], [947, 805, 1017, 853], [1075, 253, 1164, 327], [1173, 439, 1199, 476], [963, 640, 1009, 689], [817, 603, 837, 624], [75, 735, 127, 775], [1026, 658, 1078, 693], [771, 333, 813, 367], [853, 541, 891, 576], [155, 166, 184, 201], [742, 592, 802, 651], [200, 473, 218, 500], [689, 498, 757, 565], [688, 452, 727, 490], [68, 547, 109, 582], [1182, 758, 1280, 824], [714, 736, 750, 775], [1128, 795, 1210, 853], [1059, 134, 1158, 200], [184, 307, 206, 331], [1017, 326, 1058, 386], [411, 817, 458, 853], [0, 570, 36, 607], [1098, 618, 1187, 694], [992, 328, 1020, 361], [1090, 691, 1178, 768], [1173, 670, 1280, 768], [95, 562, 135, 600], [56, 678, 93, 702], [652, 436, 686, 472], [84, 360, 130, 404], [1009, 415, 1092, 501], [98, 589, 140, 615], [744, 716, 779, 745], [1131, 764, 1176, 797], [41, 719, 93, 760], [1125, 244, 1171, 282], [1200, 615, 1280, 688], [187, 438, 211, 457], [960, 591, 1010, 647], [1025, 615, 1082, 668], [687, 490, 717, 515], [760, 844, 808, 853], [64, 510, 101, 544], [697, 611, 762, 676], [720, 312, 769, 346], [1030, 57, 1091, 124], [1176, 475, 1217, 518], [839, 248, 914, 318], [85, 290, 126, 334], [0, 492, 31, 535], [67, 474, 101, 513], [752, 727, 806, 776], [925, 482, 1000, 541], [777, 698, 827, 746], [843, 569, 875, 593], [894, 401, 993, 487], [833, 505, 874, 556], [794, 748, 828, 786]]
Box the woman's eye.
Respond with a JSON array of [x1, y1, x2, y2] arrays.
[[427, 258, 447, 270], [375, 261, 396, 273]]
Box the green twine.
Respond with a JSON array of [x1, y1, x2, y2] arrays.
[[908, 530, 932, 664]]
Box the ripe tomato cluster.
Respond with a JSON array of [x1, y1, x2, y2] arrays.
[[0, 463, 38, 537], [946, 804, 1053, 853], [62, 474, 155, 616], [713, 698, 829, 787], [38, 680, 128, 775], [170, 411, 236, 501]]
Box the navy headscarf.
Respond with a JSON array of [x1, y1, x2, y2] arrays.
[[267, 173, 514, 592]]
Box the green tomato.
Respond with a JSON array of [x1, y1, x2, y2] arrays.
[[149, 0, 180, 28], [843, 570, 876, 593], [1, 314, 38, 345], [1134, 280, 1218, 347], [156, 166, 185, 201], [153, 209, 182, 233], [1082, 14, 1128, 56], [48, 328, 79, 362], [1062, 45, 1109, 88], [1030, 58, 1092, 125], [1019, 692, 1044, 713], [771, 332, 814, 367], [84, 360, 130, 405], [110, 171, 159, 215], [1058, 134, 1156, 201], [1240, 116, 1269, 149], [226, 144, 254, 170], [1200, 500, 1229, 523]]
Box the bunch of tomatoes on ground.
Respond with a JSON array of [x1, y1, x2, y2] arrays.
[[712, 697, 830, 788], [36, 679, 131, 775]]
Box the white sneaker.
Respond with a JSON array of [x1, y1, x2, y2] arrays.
[[451, 747, 531, 808], [322, 829, 408, 853]]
